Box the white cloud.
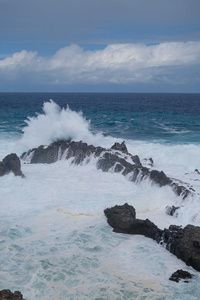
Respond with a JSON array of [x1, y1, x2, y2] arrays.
[[0, 42, 200, 86]]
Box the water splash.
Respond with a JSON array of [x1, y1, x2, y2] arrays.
[[20, 100, 101, 149]]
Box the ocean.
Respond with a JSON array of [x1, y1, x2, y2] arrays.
[[0, 93, 200, 299]]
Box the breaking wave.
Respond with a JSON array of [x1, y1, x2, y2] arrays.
[[20, 100, 101, 149]]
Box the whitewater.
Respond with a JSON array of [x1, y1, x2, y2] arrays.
[[1, 94, 200, 299]]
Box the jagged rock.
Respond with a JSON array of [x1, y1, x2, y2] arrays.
[[21, 140, 191, 199], [149, 157, 154, 167], [169, 269, 193, 283], [163, 224, 200, 272], [165, 205, 180, 216], [21, 141, 103, 165], [97, 152, 140, 173], [150, 170, 171, 187], [110, 142, 142, 166], [104, 203, 136, 232], [104, 203, 162, 241], [0, 154, 25, 178], [171, 183, 191, 199], [0, 289, 24, 300], [111, 141, 128, 154], [130, 155, 142, 167], [105, 203, 200, 272]]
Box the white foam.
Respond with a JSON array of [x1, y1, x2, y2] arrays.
[[1, 102, 200, 298], [154, 121, 191, 134], [1, 160, 199, 299], [20, 100, 102, 150]]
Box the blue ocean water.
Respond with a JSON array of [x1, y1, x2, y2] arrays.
[[0, 92, 200, 143]]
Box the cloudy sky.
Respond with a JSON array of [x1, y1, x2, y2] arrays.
[[0, 0, 200, 92]]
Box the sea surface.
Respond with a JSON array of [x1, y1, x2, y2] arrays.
[[0, 93, 200, 299]]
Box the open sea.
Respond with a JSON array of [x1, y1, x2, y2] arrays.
[[0, 92, 200, 299]]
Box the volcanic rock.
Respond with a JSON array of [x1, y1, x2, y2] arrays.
[[0, 290, 24, 300], [165, 205, 180, 216], [104, 203, 162, 241], [163, 224, 200, 272], [21, 140, 191, 199], [0, 154, 24, 178], [105, 203, 200, 272], [169, 269, 194, 283], [149, 170, 171, 187], [111, 141, 128, 154]]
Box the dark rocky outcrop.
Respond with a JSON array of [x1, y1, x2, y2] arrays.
[[104, 203, 162, 241], [165, 205, 180, 216], [111, 141, 128, 154], [21, 140, 192, 199], [0, 290, 24, 300], [104, 203, 200, 272], [149, 170, 171, 187], [0, 154, 24, 178], [169, 269, 194, 283], [171, 182, 191, 199], [163, 224, 200, 272]]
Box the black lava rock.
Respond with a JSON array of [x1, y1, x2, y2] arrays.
[[0, 154, 25, 178], [169, 269, 194, 283], [0, 289, 24, 300]]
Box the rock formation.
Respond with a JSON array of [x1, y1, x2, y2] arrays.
[[169, 269, 194, 283], [21, 140, 192, 200], [0, 154, 25, 178], [0, 290, 24, 300], [104, 203, 200, 272]]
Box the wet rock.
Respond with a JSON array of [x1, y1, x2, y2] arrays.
[[169, 269, 194, 283], [171, 183, 191, 199], [21, 140, 192, 199], [149, 157, 154, 166], [104, 203, 162, 241], [0, 154, 24, 178], [165, 205, 180, 216], [163, 224, 200, 272], [150, 170, 171, 187], [130, 154, 142, 167], [97, 152, 135, 173], [104, 203, 136, 232], [105, 204, 200, 272], [0, 289, 24, 300], [111, 141, 128, 154]]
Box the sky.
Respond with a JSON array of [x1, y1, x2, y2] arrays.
[[0, 0, 200, 92]]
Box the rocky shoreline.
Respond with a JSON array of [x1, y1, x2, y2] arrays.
[[21, 140, 192, 200], [104, 203, 200, 273], [19, 140, 200, 274], [0, 139, 199, 295]]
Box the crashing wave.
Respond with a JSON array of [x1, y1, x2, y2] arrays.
[[20, 100, 101, 149]]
